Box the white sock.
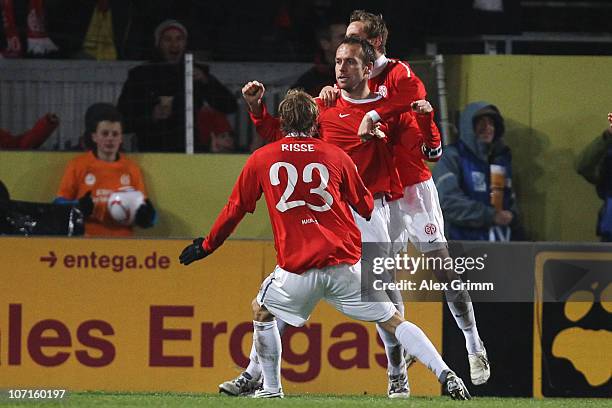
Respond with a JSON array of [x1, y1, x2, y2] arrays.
[[376, 323, 406, 376], [253, 320, 282, 391], [245, 319, 288, 380], [395, 321, 450, 383], [245, 343, 262, 380], [446, 300, 482, 354]]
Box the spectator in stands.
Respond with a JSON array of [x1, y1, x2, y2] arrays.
[[117, 19, 237, 152], [433, 101, 520, 241], [196, 107, 236, 153], [575, 112, 612, 242], [55, 103, 156, 237], [291, 20, 347, 96], [0, 113, 58, 149]]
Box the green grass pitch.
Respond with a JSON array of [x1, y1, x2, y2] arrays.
[[3, 392, 609, 407]]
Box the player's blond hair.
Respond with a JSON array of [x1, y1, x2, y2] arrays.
[[278, 89, 319, 136], [349, 10, 388, 54]]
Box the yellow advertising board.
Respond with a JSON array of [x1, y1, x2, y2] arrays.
[[533, 251, 612, 398], [0, 237, 442, 396]]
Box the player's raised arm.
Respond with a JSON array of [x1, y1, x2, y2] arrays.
[[243, 81, 284, 143], [242, 81, 265, 117], [411, 100, 442, 161], [179, 156, 262, 266]]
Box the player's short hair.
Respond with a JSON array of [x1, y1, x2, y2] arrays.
[[278, 89, 319, 136], [349, 10, 388, 54], [339, 36, 376, 66]]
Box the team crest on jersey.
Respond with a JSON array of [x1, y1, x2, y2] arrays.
[[120, 174, 131, 185], [424, 223, 437, 235], [84, 173, 96, 185], [377, 85, 388, 98]]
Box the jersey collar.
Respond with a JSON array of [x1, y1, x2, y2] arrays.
[[340, 91, 382, 104], [370, 54, 389, 79]]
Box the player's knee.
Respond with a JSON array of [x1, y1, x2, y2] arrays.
[[379, 311, 404, 335], [251, 298, 273, 322], [427, 248, 457, 282]]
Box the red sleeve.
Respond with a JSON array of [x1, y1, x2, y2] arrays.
[[249, 104, 284, 142], [395, 113, 442, 162], [340, 153, 374, 219], [372, 64, 427, 122], [415, 111, 441, 149], [4, 115, 58, 149], [203, 155, 262, 253]]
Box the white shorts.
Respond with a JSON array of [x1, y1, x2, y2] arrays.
[[256, 262, 396, 327], [390, 178, 447, 253], [351, 196, 391, 243]]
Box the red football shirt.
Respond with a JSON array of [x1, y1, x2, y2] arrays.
[[368, 57, 442, 187], [250, 93, 404, 200], [203, 137, 374, 274]]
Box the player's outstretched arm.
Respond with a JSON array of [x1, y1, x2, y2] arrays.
[[179, 156, 261, 266], [179, 237, 208, 265]]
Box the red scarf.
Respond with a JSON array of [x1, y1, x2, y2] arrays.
[[26, 0, 58, 55], [1, 0, 58, 57], [1, 0, 22, 57]]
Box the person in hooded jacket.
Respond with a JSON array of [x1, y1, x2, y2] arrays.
[[432, 101, 520, 241], [575, 112, 612, 242]]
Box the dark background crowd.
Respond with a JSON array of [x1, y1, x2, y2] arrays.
[[1, 0, 611, 61]]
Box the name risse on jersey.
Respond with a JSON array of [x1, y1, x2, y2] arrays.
[[281, 143, 315, 152]]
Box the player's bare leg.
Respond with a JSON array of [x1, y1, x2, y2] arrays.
[[379, 312, 471, 400], [428, 247, 490, 385]]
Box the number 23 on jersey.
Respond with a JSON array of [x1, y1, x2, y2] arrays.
[[269, 161, 334, 213]]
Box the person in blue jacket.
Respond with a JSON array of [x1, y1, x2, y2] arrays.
[[433, 101, 520, 241]]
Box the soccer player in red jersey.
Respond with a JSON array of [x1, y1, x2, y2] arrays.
[[228, 37, 455, 398], [179, 89, 470, 400], [322, 10, 490, 389]]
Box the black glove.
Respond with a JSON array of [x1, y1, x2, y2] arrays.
[[135, 199, 156, 228], [179, 237, 208, 265], [78, 191, 93, 217]]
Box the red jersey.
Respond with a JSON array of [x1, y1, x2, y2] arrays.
[[250, 93, 404, 200], [203, 137, 373, 274], [368, 57, 442, 187]]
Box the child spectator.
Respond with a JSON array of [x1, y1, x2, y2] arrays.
[[55, 103, 156, 236]]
